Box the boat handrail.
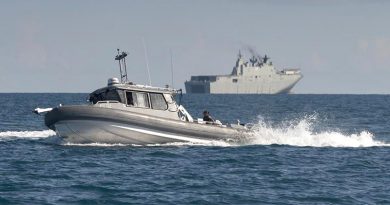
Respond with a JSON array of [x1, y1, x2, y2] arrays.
[[96, 100, 120, 104], [131, 84, 179, 92]]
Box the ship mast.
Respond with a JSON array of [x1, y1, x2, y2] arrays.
[[115, 49, 128, 83]]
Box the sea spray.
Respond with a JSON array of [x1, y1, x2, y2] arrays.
[[0, 130, 56, 140], [243, 115, 388, 147]]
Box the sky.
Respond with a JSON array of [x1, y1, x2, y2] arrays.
[[1, 0, 390, 94]]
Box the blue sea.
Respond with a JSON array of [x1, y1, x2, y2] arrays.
[[0, 93, 389, 204]]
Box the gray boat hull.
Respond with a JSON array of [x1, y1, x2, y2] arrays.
[[45, 106, 243, 145]]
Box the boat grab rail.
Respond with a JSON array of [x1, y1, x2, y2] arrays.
[[96, 100, 121, 104]]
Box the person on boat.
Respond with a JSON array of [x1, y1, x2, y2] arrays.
[[203, 110, 214, 123]]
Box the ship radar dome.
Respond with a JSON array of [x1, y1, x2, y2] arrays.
[[107, 78, 120, 86]]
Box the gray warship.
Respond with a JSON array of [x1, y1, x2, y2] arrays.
[[185, 51, 303, 94]]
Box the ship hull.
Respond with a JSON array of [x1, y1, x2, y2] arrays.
[[45, 106, 241, 145], [185, 74, 302, 94], [55, 120, 203, 144]]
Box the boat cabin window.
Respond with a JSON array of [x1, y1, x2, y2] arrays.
[[89, 89, 121, 104], [126, 91, 150, 108], [150, 93, 168, 110], [105, 89, 121, 101], [117, 90, 126, 103], [163, 93, 174, 104]]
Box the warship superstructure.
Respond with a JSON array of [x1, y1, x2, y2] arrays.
[[185, 51, 302, 94]]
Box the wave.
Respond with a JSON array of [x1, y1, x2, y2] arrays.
[[0, 130, 56, 140], [241, 115, 389, 147]]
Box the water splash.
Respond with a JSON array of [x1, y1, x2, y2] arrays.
[[241, 115, 389, 147], [0, 130, 56, 141]]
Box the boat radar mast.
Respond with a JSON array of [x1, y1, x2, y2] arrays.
[[115, 49, 128, 83]]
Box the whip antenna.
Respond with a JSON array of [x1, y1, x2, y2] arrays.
[[170, 48, 174, 88], [142, 37, 152, 86]]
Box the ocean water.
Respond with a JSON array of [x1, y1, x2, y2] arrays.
[[0, 93, 389, 204]]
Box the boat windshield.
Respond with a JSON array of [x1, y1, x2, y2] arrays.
[[89, 89, 122, 104], [150, 93, 168, 110]]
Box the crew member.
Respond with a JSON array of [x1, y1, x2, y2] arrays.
[[203, 110, 214, 122]]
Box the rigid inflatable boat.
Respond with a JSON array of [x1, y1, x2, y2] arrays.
[[35, 50, 247, 145]]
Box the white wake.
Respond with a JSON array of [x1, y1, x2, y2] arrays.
[[0, 130, 56, 140], [241, 116, 389, 147]]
